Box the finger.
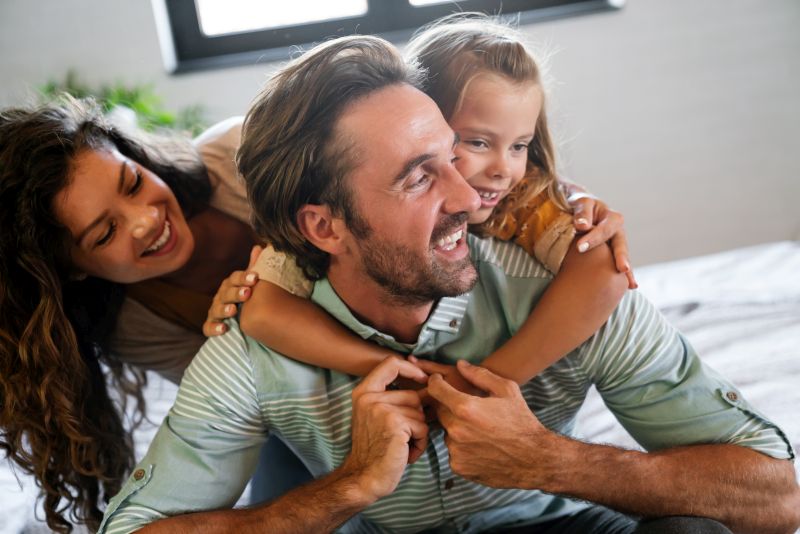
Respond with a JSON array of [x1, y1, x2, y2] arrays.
[[405, 417, 430, 464], [359, 356, 428, 393], [220, 283, 252, 305], [202, 320, 227, 337], [207, 301, 238, 322], [360, 390, 425, 410], [411, 358, 455, 376], [248, 245, 263, 270], [226, 270, 259, 289], [427, 372, 473, 409], [570, 199, 594, 231], [575, 216, 617, 253], [455, 360, 517, 398]]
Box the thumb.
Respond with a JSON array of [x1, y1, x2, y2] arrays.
[[456, 360, 515, 398], [248, 245, 263, 270]]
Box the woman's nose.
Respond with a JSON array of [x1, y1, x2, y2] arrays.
[[129, 205, 160, 240]]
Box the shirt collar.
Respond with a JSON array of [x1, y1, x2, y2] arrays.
[[310, 278, 471, 352]]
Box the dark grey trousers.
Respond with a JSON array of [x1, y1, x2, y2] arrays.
[[501, 505, 733, 534]]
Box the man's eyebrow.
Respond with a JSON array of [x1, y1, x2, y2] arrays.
[[116, 161, 126, 194], [391, 153, 434, 187], [452, 133, 460, 149]]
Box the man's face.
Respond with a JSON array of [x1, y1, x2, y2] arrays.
[[335, 84, 482, 305]]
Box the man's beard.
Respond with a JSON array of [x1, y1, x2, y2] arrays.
[[356, 213, 478, 306]]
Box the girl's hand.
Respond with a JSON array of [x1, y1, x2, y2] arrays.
[[202, 245, 263, 336], [565, 188, 638, 289]]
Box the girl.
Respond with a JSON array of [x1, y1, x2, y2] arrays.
[[225, 13, 631, 391]]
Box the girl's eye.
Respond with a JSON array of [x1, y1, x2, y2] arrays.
[[95, 221, 117, 247], [129, 170, 143, 195], [465, 139, 488, 149], [512, 143, 530, 153]]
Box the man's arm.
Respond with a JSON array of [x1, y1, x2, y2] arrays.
[[104, 354, 428, 534], [427, 360, 800, 534]]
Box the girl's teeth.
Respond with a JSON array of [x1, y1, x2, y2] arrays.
[[479, 191, 499, 200]]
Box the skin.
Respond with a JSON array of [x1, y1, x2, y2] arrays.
[[449, 74, 542, 224], [54, 148, 194, 283], [425, 360, 800, 534]]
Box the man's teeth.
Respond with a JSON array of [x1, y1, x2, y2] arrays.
[[479, 191, 500, 200], [145, 221, 171, 253], [436, 229, 463, 251]]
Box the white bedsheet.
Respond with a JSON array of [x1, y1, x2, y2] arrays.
[[2, 241, 798, 533]]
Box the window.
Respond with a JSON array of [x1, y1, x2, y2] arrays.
[[155, 0, 624, 73]]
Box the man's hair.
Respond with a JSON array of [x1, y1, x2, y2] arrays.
[[238, 35, 423, 279]]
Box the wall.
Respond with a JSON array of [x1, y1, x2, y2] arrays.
[[1, 0, 798, 265]]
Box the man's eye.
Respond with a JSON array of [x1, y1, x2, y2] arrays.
[[129, 170, 143, 195], [96, 221, 117, 247], [410, 174, 431, 189]]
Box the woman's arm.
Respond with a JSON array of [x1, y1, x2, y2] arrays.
[[480, 239, 628, 383], [240, 280, 393, 376]]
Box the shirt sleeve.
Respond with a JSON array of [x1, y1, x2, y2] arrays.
[[99, 322, 268, 534], [578, 290, 794, 460], [252, 245, 314, 298]]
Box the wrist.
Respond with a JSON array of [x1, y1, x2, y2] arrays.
[[334, 460, 383, 508], [527, 432, 583, 494]]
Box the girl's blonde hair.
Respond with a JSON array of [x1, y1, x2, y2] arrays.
[[405, 13, 568, 235]]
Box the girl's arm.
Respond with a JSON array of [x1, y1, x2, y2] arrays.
[[239, 280, 393, 377], [479, 239, 628, 383]]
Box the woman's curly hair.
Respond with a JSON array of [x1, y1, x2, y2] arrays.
[[0, 96, 210, 532]]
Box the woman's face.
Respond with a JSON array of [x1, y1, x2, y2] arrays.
[[53, 147, 195, 284]]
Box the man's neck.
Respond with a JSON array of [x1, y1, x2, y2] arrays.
[[326, 264, 434, 345]]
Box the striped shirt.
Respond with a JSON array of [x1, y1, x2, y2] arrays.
[[100, 235, 794, 533]]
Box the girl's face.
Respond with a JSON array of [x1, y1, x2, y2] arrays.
[[53, 147, 195, 284], [448, 75, 542, 224]]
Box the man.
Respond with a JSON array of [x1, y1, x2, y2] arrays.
[[99, 36, 799, 533]]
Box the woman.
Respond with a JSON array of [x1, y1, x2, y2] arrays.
[[0, 96, 254, 532], [0, 96, 629, 533]]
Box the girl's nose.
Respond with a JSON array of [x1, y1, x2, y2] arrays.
[[489, 152, 512, 180]]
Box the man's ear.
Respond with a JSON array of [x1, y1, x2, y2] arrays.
[[297, 204, 348, 255]]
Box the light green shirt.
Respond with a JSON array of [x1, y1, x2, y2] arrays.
[[100, 236, 794, 534]]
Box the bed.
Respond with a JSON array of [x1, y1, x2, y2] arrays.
[[3, 241, 799, 533]]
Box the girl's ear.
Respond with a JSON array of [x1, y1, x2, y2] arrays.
[[297, 204, 348, 255]]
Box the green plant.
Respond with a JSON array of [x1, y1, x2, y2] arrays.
[[39, 70, 207, 136]]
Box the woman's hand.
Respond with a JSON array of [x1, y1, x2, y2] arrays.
[[563, 185, 637, 289], [203, 245, 262, 336]]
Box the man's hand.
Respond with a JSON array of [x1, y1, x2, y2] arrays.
[[340, 356, 430, 503], [427, 360, 561, 489]]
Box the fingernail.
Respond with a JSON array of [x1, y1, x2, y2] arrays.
[[578, 242, 590, 253], [245, 273, 257, 284], [215, 324, 225, 333], [576, 218, 589, 227], [239, 287, 250, 298], [226, 304, 236, 314]]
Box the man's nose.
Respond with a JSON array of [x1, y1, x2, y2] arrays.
[[129, 204, 160, 240], [442, 164, 480, 215]]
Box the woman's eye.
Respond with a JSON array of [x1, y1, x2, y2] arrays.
[[129, 170, 143, 195], [464, 139, 487, 149], [96, 221, 117, 247], [512, 143, 530, 153]]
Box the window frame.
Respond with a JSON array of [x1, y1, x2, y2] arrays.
[[156, 0, 624, 73]]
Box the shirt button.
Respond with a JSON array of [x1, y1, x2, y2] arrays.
[[444, 478, 455, 490], [133, 469, 145, 481], [449, 319, 458, 328], [726, 391, 739, 402]]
